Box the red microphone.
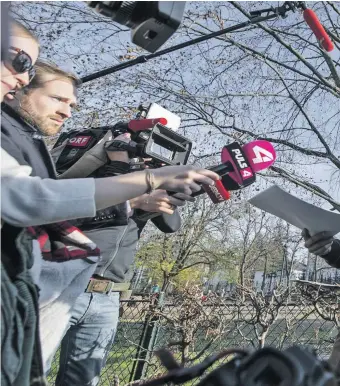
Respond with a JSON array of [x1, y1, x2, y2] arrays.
[[200, 164, 232, 204], [303, 9, 334, 52], [128, 117, 167, 132], [136, 140, 276, 221], [196, 140, 277, 203]]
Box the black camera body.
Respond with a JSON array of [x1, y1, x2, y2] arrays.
[[53, 103, 192, 175], [109, 120, 192, 167], [148, 346, 337, 386], [198, 346, 336, 386], [88, 1, 186, 53]]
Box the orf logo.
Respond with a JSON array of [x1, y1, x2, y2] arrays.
[[68, 136, 91, 148]]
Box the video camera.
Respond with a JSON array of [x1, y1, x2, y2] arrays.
[[142, 346, 337, 386], [87, 2, 186, 53], [53, 103, 192, 176], [107, 103, 192, 167]]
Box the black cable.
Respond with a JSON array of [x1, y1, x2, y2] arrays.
[[81, 10, 286, 83]]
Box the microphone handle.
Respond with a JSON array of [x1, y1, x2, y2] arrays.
[[134, 162, 234, 221], [191, 161, 234, 197]]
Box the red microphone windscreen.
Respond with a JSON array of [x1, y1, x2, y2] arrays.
[[241, 140, 276, 173], [303, 9, 334, 52]]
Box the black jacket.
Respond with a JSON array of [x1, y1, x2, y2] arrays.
[[323, 239, 340, 269], [1, 104, 46, 384], [1, 104, 56, 179], [1, 104, 57, 264]]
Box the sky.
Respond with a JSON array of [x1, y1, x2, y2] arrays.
[[11, 1, 340, 211]]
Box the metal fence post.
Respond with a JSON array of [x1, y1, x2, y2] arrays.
[[130, 292, 165, 382]]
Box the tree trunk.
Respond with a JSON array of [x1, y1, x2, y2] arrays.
[[239, 257, 246, 301]]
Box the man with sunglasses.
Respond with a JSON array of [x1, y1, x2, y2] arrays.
[[2, 45, 36, 94]]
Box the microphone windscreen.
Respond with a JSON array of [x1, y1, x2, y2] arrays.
[[242, 140, 276, 173], [303, 9, 334, 52]]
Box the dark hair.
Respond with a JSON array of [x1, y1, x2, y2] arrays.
[[26, 60, 81, 91], [10, 19, 39, 44]]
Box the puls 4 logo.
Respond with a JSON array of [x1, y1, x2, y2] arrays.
[[252, 146, 274, 164], [231, 148, 248, 169], [231, 148, 254, 180]]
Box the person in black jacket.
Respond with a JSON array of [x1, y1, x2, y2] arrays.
[[302, 229, 340, 376], [3, 60, 193, 385], [302, 229, 340, 269], [0, 20, 45, 386]]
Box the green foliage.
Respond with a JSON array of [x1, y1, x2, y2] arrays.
[[136, 239, 174, 283]]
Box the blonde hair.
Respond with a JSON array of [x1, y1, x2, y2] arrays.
[[26, 60, 81, 91], [10, 19, 39, 44]]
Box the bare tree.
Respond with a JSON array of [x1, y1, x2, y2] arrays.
[[12, 1, 339, 206], [129, 2, 340, 207], [231, 285, 293, 348], [136, 196, 239, 292], [150, 286, 229, 364]]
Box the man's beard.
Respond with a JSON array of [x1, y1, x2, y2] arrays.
[[15, 97, 61, 137]]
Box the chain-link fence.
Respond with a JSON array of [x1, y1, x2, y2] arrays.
[[46, 295, 338, 386]]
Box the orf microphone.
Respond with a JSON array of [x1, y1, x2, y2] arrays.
[[198, 163, 232, 203], [303, 9, 334, 52]]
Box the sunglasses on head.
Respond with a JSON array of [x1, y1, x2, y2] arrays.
[[5, 46, 35, 81]]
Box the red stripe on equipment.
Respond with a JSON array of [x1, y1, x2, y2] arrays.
[[128, 118, 168, 132], [303, 9, 334, 52]]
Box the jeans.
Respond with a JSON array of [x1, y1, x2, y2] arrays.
[[55, 291, 120, 386]]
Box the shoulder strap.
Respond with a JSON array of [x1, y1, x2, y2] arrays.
[[57, 130, 112, 179]]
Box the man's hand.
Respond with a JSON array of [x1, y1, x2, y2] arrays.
[[130, 190, 194, 215], [302, 228, 334, 256], [106, 133, 130, 162]]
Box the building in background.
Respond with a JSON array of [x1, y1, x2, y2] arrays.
[[129, 257, 340, 296], [254, 264, 340, 294]]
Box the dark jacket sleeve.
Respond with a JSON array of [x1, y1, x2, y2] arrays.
[[322, 239, 340, 269], [1, 128, 30, 167], [96, 161, 130, 177], [151, 210, 181, 234]]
